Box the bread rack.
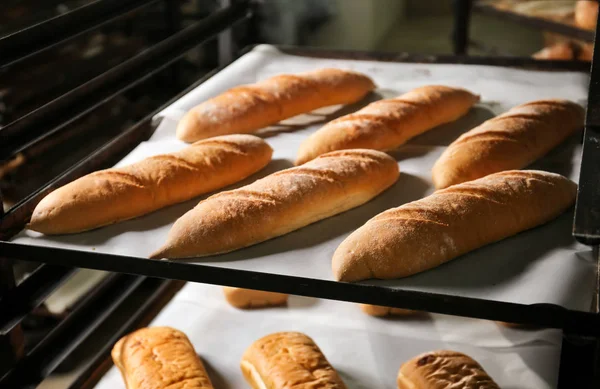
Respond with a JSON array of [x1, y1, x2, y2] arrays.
[[0, 1, 599, 388]]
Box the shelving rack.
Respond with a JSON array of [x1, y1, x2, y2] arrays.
[[1, 1, 599, 387]]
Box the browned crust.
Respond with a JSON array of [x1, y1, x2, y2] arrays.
[[333, 170, 577, 282], [29, 134, 273, 234], [111, 326, 214, 389], [359, 304, 416, 317], [223, 287, 288, 309], [241, 332, 347, 389], [177, 68, 375, 143]]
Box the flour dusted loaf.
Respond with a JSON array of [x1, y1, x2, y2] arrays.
[[333, 170, 577, 282], [112, 327, 214, 389], [397, 350, 500, 389], [432, 99, 583, 189], [28, 134, 272, 234], [177, 68, 375, 143], [360, 304, 415, 317], [241, 332, 347, 389], [151, 149, 399, 259], [223, 287, 288, 309], [296, 85, 479, 164]]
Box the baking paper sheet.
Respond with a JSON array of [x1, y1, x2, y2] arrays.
[[12, 44, 596, 311], [93, 282, 562, 389]]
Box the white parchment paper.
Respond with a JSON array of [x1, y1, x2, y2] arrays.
[[12, 45, 596, 311], [94, 282, 562, 389]]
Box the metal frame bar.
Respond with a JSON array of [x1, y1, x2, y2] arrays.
[[0, 273, 146, 388], [0, 0, 251, 161], [0, 0, 158, 69], [452, 0, 472, 55]]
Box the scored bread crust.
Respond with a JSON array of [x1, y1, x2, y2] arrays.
[[223, 287, 288, 309], [360, 304, 415, 317], [241, 332, 347, 389], [333, 170, 577, 282], [176, 68, 375, 143], [111, 327, 214, 389], [151, 149, 399, 259], [432, 99, 584, 189], [29, 134, 273, 235], [397, 350, 500, 389], [295, 85, 480, 165]]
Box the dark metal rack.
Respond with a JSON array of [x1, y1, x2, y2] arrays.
[[0, 1, 599, 388]]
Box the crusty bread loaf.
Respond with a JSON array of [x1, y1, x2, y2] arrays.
[[532, 42, 574, 60], [432, 99, 584, 189], [295, 85, 480, 165], [397, 350, 499, 389], [29, 134, 272, 234], [333, 170, 576, 282], [177, 68, 375, 143], [360, 304, 415, 317], [575, 0, 598, 30], [223, 287, 288, 309], [578, 42, 594, 61], [112, 327, 213, 389], [241, 332, 346, 389], [151, 149, 399, 259]]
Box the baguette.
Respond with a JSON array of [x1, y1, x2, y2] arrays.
[[333, 170, 576, 282], [151, 149, 399, 259], [112, 327, 214, 389], [432, 99, 584, 189], [241, 332, 347, 389], [360, 304, 415, 317], [397, 350, 500, 389], [29, 134, 272, 234], [295, 85, 480, 165], [177, 68, 375, 143], [532, 42, 574, 60], [575, 0, 598, 30], [223, 287, 288, 309]]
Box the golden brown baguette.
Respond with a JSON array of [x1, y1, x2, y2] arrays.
[[295, 85, 480, 165], [29, 134, 272, 234], [223, 287, 288, 309], [112, 327, 214, 389], [397, 350, 500, 389], [333, 170, 576, 282], [432, 99, 584, 189], [151, 149, 399, 259], [532, 42, 574, 60], [360, 304, 415, 317], [241, 332, 347, 389], [575, 0, 598, 30], [177, 68, 375, 143]]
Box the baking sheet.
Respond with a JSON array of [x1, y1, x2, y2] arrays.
[[93, 282, 562, 389], [12, 44, 596, 311]]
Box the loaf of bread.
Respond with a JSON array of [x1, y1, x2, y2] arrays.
[[575, 0, 598, 30], [112, 327, 214, 389], [532, 42, 574, 60], [241, 332, 347, 389], [28, 134, 272, 234], [176, 68, 375, 143], [295, 85, 480, 165], [578, 42, 594, 61], [397, 350, 500, 389], [360, 304, 415, 317], [151, 149, 399, 259], [432, 99, 584, 189], [333, 170, 576, 282], [223, 287, 288, 309]]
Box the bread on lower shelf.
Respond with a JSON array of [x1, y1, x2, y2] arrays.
[[241, 332, 347, 389], [151, 149, 399, 259], [112, 326, 214, 389], [177, 68, 375, 143], [223, 287, 288, 309], [29, 134, 273, 234], [360, 304, 416, 317], [333, 170, 577, 282], [397, 350, 500, 389]]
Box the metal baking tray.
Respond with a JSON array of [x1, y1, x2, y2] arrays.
[[1, 46, 598, 333]]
